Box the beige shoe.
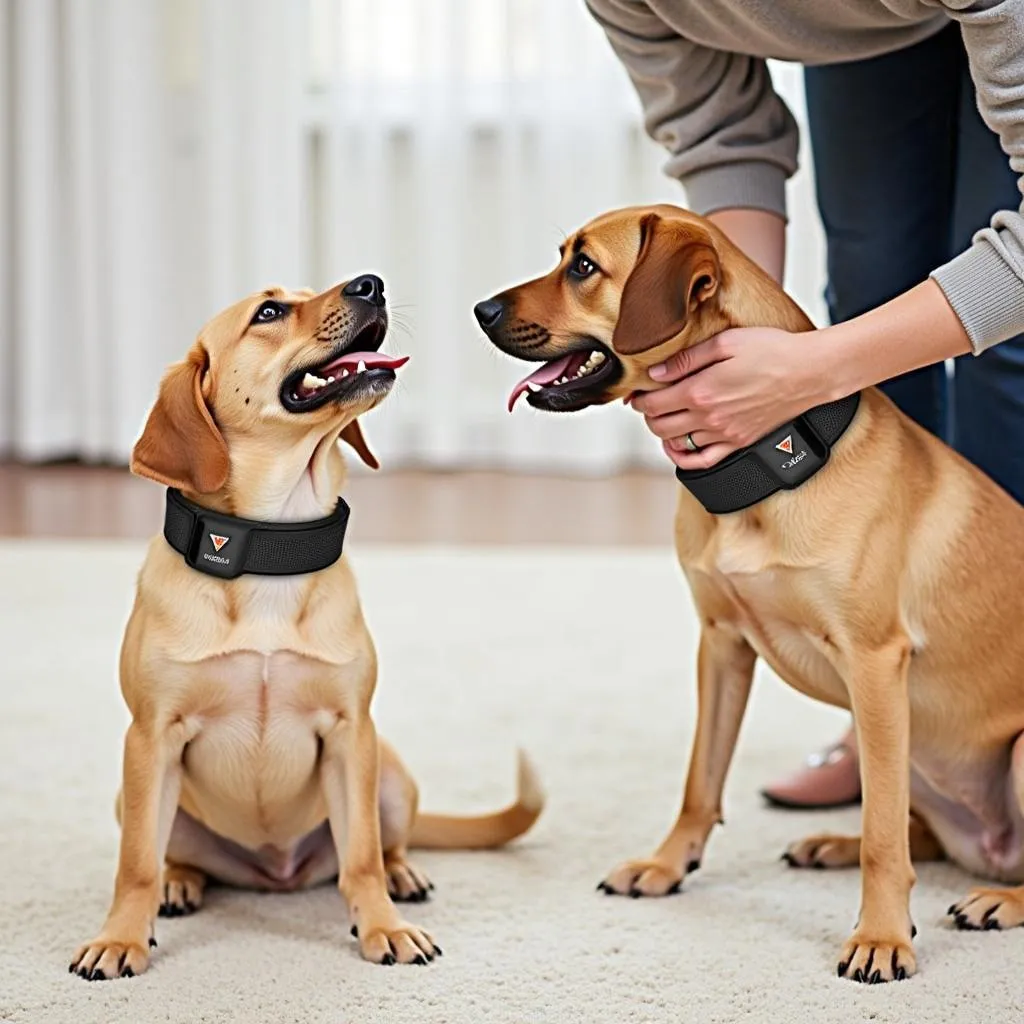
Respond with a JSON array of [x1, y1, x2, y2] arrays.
[[761, 735, 861, 810]]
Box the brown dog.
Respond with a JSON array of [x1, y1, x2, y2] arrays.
[[70, 276, 543, 980], [475, 204, 1024, 983]]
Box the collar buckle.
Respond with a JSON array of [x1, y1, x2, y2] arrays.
[[752, 414, 829, 489], [185, 510, 253, 579]]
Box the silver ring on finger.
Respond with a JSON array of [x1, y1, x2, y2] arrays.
[[684, 431, 700, 452]]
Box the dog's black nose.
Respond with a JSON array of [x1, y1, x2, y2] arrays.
[[343, 274, 386, 307], [474, 298, 504, 329]]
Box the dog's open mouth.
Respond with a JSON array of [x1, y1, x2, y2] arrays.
[[281, 318, 408, 413], [507, 342, 622, 413]]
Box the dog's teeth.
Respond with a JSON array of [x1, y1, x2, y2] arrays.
[[326, 375, 335, 384], [527, 382, 542, 392], [340, 368, 349, 378], [591, 351, 605, 364], [302, 372, 328, 390], [357, 360, 367, 374]]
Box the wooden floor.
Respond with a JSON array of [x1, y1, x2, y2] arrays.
[[0, 462, 676, 545]]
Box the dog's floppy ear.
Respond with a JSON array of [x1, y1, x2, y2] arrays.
[[340, 419, 380, 470], [612, 213, 720, 355], [130, 341, 230, 494]]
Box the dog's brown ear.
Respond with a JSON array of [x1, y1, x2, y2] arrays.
[[340, 419, 380, 470], [130, 342, 230, 494], [612, 213, 720, 355]]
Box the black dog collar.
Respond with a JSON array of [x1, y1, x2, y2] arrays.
[[675, 392, 861, 515], [163, 488, 350, 579]]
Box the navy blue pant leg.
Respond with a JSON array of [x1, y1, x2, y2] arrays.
[[804, 23, 1024, 502], [804, 25, 962, 444]]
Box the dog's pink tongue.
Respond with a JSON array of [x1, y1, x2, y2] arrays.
[[507, 354, 576, 412]]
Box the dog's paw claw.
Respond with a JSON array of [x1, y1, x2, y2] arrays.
[[356, 921, 439, 966], [783, 833, 859, 870], [69, 938, 150, 982], [385, 857, 433, 905], [159, 871, 205, 919], [837, 935, 915, 984], [599, 857, 687, 898], [948, 888, 1024, 932]]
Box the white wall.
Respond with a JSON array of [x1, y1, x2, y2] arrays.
[[0, 0, 827, 473]]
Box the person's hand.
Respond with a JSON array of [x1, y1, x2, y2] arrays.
[[630, 327, 837, 470]]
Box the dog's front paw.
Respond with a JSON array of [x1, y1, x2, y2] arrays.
[[350, 918, 441, 966], [597, 856, 694, 898], [837, 931, 915, 983], [69, 936, 150, 981]]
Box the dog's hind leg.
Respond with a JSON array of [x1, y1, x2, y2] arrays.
[[948, 884, 1024, 930], [783, 813, 944, 870], [378, 740, 432, 903], [159, 863, 207, 917], [948, 733, 1024, 931]]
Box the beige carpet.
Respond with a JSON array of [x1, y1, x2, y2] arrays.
[[1, 541, 1022, 1024]]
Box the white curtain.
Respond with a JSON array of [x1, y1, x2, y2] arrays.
[[0, 0, 827, 473]]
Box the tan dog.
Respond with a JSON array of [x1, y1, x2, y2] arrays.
[[70, 276, 543, 980], [475, 204, 1024, 983]]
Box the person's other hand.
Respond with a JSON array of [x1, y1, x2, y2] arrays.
[[630, 327, 835, 470]]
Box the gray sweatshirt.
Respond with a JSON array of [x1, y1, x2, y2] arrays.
[[584, 0, 1024, 353]]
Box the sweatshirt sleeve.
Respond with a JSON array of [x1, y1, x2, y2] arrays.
[[926, 1, 1024, 353], [584, 0, 799, 220]]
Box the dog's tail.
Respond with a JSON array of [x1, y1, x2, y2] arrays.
[[408, 750, 544, 850]]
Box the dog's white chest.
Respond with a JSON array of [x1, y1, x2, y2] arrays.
[[178, 649, 342, 847], [230, 577, 311, 653], [689, 522, 851, 709]]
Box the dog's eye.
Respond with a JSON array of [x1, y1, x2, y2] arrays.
[[252, 301, 287, 324], [569, 253, 598, 280]]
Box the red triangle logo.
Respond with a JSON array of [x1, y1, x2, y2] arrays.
[[210, 533, 230, 552], [775, 435, 793, 454]]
